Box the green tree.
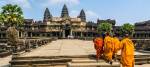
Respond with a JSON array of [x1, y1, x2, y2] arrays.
[[1, 4, 24, 26], [97, 22, 113, 34], [120, 23, 135, 36], [0, 4, 24, 53], [0, 14, 3, 25]]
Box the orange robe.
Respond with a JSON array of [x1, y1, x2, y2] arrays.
[[113, 37, 120, 53], [103, 36, 114, 61], [120, 38, 134, 67], [94, 37, 103, 60]]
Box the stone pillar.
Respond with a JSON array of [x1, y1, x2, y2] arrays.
[[80, 32, 82, 37], [30, 33, 32, 37], [70, 30, 72, 36], [63, 30, 65, 38]]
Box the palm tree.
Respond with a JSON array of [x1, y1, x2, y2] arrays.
[[0, 4, 24, 53]]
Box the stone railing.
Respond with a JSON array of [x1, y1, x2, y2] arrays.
[[0, 38, 53, 58]]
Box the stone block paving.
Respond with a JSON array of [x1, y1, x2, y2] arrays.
[[21, 39, 96, 57], [0, 39, 150, 67]]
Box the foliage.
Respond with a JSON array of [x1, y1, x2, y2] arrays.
[[120, 23, 135, 36], [0, 4, 23, 47], [97, 22, 113, 34], [0, 4, 24, 26]]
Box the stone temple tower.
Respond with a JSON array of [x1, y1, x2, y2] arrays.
[[78, 9, 86, 22], [43, 8, 52, 22], [61, 4, 69, 18]]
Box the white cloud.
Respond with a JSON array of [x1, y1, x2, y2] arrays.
[[41, 0, 80, 7], [11, 0, 31, 8], [86, 10, 100, 22], [86, 11, 99, 18], [70, 10, 100, 22], [70, 10, 79, 17], [49, 0, 79, 5], [0, 0, 31, 8]]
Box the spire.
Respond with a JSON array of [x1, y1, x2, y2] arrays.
[[78, 9, 86, 22], [43, 8, 52, 22], [61, 4, 69, 18]]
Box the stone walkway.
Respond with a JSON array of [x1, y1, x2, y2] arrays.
[[0, 39, 150, 67], [0, 55, 11, 67], [21, 39, 149, 57], [21, 39, 95, 56]]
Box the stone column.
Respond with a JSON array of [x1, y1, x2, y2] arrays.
[[70, 30, 73, 36], [63, 30, 65, 38], [80, 32, 82, 37]]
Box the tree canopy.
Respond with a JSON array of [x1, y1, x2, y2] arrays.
[[120, 23, 135, 36], [97, 22, 112, 34], [0, 4, 24, 26]]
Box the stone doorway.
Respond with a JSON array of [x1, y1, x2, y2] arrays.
[[64, 24, 71, 38], [65, 29, 70, 37]]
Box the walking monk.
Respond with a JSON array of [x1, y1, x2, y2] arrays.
[[112, 33, 120, 60], [119, 34, 134, 67], [103, 32, 114, 64], [93, 34, 104, 61]]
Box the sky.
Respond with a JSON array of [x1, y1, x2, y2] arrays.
[[0, 0, 150, 25]]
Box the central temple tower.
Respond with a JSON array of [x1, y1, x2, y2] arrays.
[[61, 4, 70, 18]]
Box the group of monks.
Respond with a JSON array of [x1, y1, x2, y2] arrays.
[[93, 32, 134, 67]]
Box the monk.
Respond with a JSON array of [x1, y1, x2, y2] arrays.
[[112, 33, 120, 60], [119, 34, 134, 67], [93, 34, 104, 61], [103, 32, 114, 64]]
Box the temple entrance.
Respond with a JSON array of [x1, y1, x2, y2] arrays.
[[65, 29, 70, 37], [64, 24, 71, 38]]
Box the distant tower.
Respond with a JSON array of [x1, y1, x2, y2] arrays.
[[78, 9, 86, 22], [61, 4, 69, 18], [43, 8, 52, 22]]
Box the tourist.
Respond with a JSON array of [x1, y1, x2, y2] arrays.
[[103, 32, 114, 64], [93, 34, 104, 61], [120, 34, 134, 67], [112, 33, 120, 61]]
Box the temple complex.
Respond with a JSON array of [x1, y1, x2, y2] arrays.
[[0, 4, 149, 40], [21, 4, 97, 39], [134, 20, 150, 39]]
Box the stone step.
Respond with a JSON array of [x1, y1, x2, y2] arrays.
[[11, 64, 66, 67], [10, 58, 72, 65], [72, 59, 105, 63], [11, 65, 28, 67], [67, 62, 120, 67]]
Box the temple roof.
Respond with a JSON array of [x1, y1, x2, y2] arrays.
[[78, 9, 86, 22], [24, 19, 34, 24], [97, 19, 116, 26], [61, 4, 69, 18], [43, 8, 52, 22], [86, 21, 97, 26], [135, 20, 150, 26]]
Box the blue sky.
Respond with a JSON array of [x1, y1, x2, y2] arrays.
[[0, 0, 150, 25]]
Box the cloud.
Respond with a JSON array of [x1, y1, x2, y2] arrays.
[[70, 10, 79, 17], [70, 10, 99, 22], [41, 0, 80, 7], [0, 0, 31, 9], [86, 10, 100, 22], [49, 0, 79, 5]]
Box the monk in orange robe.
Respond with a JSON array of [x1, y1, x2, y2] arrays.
[[119, 34, 134, 67], [103, 32, 114, 64], [112, 34, 120, 60], [93, 35, 104, 61]]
